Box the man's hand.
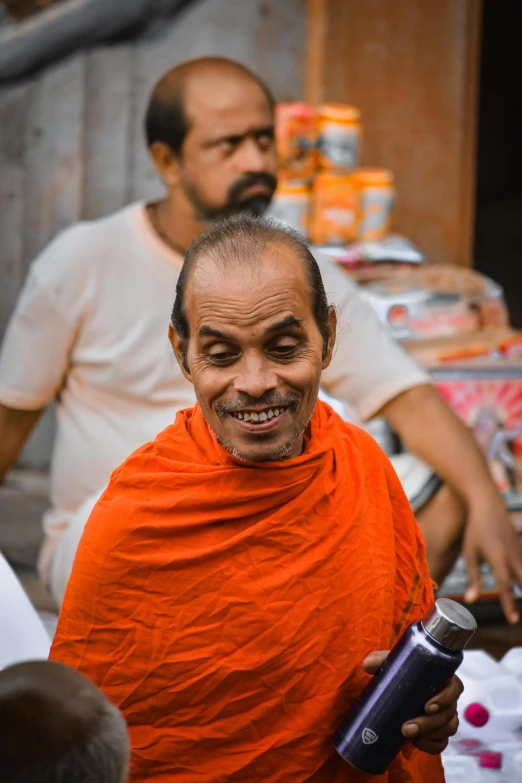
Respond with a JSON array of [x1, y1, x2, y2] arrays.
[[378, 385, 522, 624], [463, 496, 522, 625], [363, 651, 462, 754]]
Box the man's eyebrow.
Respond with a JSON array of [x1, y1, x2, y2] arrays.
[[202, 125, 275, 149], [267, 316, 304, 333], [198, 326, 233, 341]]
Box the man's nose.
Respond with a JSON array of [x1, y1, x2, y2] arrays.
[[237, 137, 270, 173], [233, 356, 278, 399]]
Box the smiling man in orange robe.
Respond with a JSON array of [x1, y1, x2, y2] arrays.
[[51, 215, 461, 782]]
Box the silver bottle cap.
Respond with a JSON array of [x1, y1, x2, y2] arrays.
[[421, 598, 477, 650]]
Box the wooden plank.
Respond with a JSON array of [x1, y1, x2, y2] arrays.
[[0, 82, 29, 337], [254, 0, 307, 101], [457, 0, 482, 268], [305, 0, 482, 267], [82, 45, 135, 220], [22, 51, 86, 267], [305, 0, 326, 105], [17, 54, 86, 468], [0, 0, 150, 83]]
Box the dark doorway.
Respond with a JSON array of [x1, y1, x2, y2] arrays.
[[474, 0, 522, 327]]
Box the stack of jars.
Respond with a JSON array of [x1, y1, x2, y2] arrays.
[[268, 101, 395, 246]]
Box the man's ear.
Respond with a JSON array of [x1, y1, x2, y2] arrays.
[[321, 307, 337, 370], [149, 142, 181, 188], [168, 324, 192, 382]]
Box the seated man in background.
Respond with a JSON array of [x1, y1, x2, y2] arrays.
[[0, 659, 129, 782], [51, 216, 460, 783], [0, 57, 520, 619]]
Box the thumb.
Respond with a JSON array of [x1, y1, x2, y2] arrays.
[[363, 650, 389, 674]]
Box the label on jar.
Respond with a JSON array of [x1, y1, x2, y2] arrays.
[[318, 124, 360, 170], [359, 186, 394, 239], [266, 198, 309, 238]]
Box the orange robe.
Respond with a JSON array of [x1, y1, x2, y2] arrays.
[[51, 401, 444, 783]]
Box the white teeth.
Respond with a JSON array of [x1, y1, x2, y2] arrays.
[[234, 407, 286, 422]]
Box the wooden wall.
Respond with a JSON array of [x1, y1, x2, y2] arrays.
[[306, 0, 482, 267], [0, 0, 307, 466]]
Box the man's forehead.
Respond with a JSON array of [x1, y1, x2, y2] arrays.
[[190, 244, 309, 289], [184, 74, 273, 133], [186, 250, 313, 329]]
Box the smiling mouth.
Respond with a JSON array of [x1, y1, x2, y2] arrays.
[[230, 406, 287, 423]]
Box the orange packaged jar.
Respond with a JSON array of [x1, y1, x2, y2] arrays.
[[310, 172, 359, 245], [356, 168, 395, 241], [317, 104, 361, 173], [266, 181, 311, 238], [275, 102, 318, 182]]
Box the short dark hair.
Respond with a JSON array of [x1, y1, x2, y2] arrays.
[[0, 661, 129, 783], [171, 213, 333, 369], [145, 58, 275, 156], [145, 82, 187, 156]]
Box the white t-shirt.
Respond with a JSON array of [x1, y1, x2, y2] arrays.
[[0, 202, 429, 551]]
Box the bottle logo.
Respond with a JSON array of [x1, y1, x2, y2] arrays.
[[362, 728, 379, 745]]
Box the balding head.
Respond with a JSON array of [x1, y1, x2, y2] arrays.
[[146, 57, 275, 156], [145, 58, 278, 223], [0, 660, 129, 783]]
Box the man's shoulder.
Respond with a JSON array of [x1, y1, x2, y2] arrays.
[[112, 412, 199, 478], [51, 202, 141, 250], [29, 203, 143, 288]]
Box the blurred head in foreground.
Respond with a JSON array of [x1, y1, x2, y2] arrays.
[[0, 660, 129, 783]]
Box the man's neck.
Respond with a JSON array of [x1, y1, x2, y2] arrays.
[[150, 196, 203, 256]]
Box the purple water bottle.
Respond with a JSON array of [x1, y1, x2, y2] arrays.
[[333, 598, 477, 775]]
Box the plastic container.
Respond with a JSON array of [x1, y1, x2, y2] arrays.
[[356, 167, 395, 241], [501, 647, 522, 682], [265, 181, 311, 237], [310, 172, 359, 245], [454, 649, 522, 745], [490, 744, 522, 782], [478, 751, 507, 781], [317, 104, 361, 173], [333, 598, 476, 775], [442, 754, 481, 782], [275, 102, 318, 182], [512, 750, 522, 781]]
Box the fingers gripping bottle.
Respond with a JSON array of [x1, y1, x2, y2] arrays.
[[333, 598, 477, 775]]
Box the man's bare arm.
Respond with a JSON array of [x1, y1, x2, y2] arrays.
[[0, 403, 43, 484], [379, 384, 522, 624]]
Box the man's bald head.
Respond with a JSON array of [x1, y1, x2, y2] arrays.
[[145, 57, 275, 157], [0, 660, 129, 782]]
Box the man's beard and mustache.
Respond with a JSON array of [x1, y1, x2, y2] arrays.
[[184, 172, 278, 223], [209, 390, 310, 463]]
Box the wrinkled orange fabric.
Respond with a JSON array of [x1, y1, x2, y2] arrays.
[[51, 401, 444, 782]]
